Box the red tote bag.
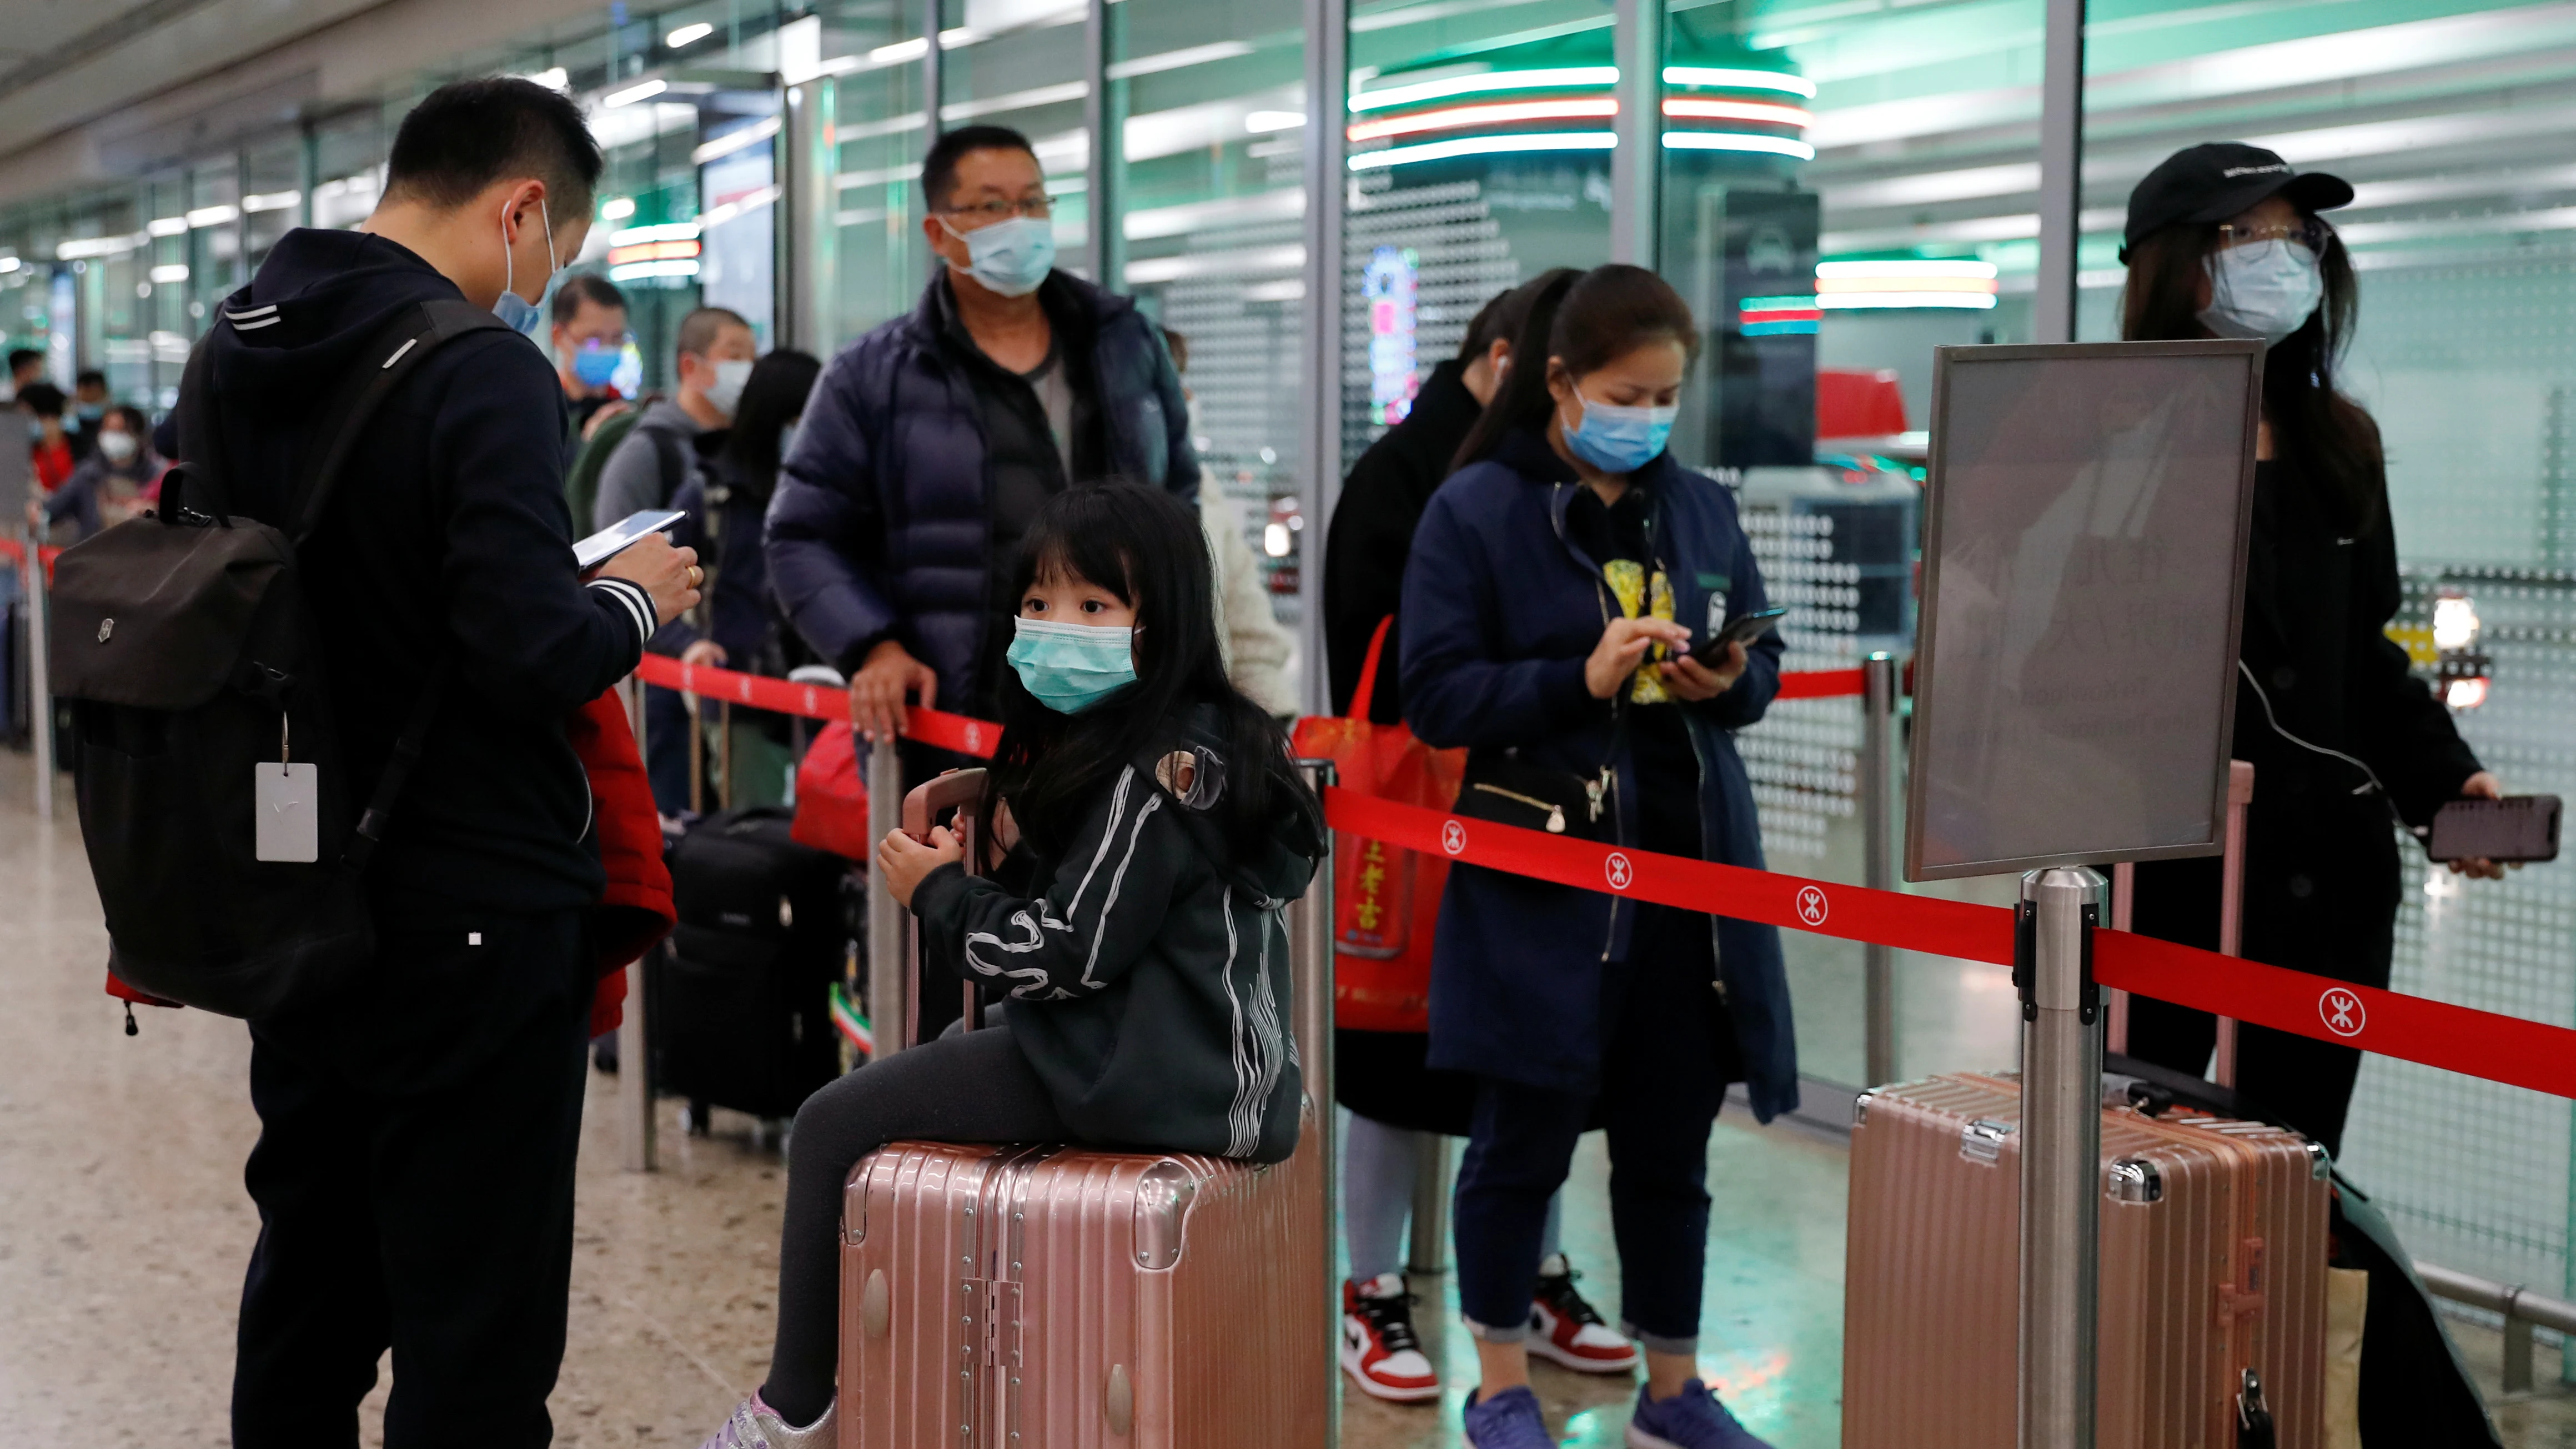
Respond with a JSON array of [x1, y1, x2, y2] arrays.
[[791, 720, 873, 859], [1288, 618, 1464, 1032]]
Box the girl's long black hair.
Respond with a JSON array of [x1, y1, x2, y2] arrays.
[[2121, 217, 2384, 536], [986, 482, 1310, 860]]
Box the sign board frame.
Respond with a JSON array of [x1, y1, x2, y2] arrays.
[[1905, 339, 2264, 882]]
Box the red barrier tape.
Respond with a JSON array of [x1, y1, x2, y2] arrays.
[[0, 538, 64, 576], [623, 655, 2576, 1099], [1327, 786, 2576, 1103]]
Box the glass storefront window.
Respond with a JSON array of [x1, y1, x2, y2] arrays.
[[1111, 0, 1307, 623], [818, 2, 936, 349], [938, 0, 1093, 284]]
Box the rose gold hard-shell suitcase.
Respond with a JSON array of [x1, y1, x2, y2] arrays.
[[839, 769, 1330, 1448], [1841, 1071, 2330, 1448]]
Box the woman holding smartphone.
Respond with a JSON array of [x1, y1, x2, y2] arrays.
[[2118, 143, 2503, 1158], [1399, 264, 1791, 1449]]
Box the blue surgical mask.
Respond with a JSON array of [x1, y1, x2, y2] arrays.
[[940, 214, 1056, 299], [1006, 616, 1137, 714], [2199, 239, 2322, 348], [572, 342, 622, 388], [1560, 390, 1677, 475], [492, 198, 557, 336]]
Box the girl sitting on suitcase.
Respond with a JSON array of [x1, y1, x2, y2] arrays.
[[701, 481, 1324, 1449]]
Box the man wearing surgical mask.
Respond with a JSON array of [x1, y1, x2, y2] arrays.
[[766, 122, 1196, 1036], [549, 272, 633, 442], [592, 304, 754, 529]]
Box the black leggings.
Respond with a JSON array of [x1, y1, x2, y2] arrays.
[[759, 1024, 1067, 1426]]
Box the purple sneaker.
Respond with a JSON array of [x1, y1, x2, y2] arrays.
[[697, 1391, 835, 1449], [1626, 1378, 1774, 1449], [1462, 1385, 1555, 1449]]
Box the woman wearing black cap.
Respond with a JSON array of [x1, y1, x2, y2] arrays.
[[2117, 142, 2504, 1158]]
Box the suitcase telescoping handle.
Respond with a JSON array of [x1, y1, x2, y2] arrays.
[[2105, 760, 2253, 1081], [901, 769, 988, 1039]]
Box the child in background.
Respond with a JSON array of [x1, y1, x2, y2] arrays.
[[700, 482, 1324, 1449]]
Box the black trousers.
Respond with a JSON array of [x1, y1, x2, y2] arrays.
[[232, 910, 592, 1449], [1450, 904, 1739, 1352], [761, 1023, 1067, 1427]]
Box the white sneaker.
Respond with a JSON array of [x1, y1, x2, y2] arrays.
[[1340, 1271, 1442, 1402], [698, 1392, 835, 1449]]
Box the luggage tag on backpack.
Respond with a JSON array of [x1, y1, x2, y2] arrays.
[[256, 712, 319, 863], [256, 764, 319, 863]]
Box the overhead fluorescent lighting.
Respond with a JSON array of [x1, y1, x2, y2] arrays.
[[1244, 111, 1307, 133], [1812, 260, 2000, 309], [242, 190, 302, 213], [1817, 259, 1998, 279], [1349, 66, 1616, 113], [604, 79, 669, 108], [692, 116, 781, 165], [187, 204, 240, 228], [600, 197, 636, 220], [1660, 132, 1815, 160], [1818, 291, 1998, 310], [666, 22, 715, 47], [610, 259, 702, 282], [1662, 66, 1815, 98], [519, 67, 570, 91], [0, 257, 19, 274], [147, 217, 189, 237], [1107, 41, 1254, 81], [149, 264, 190, 284], [57, 234, 145, 259], [1348, 131, 1616, 171], [609, 222, 702, 247], [869, 37, 929, 63], [698, 185, 780, 229]]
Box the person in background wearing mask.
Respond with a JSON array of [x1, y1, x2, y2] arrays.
[[644, 349, 824, 811], [163, 76, 697, 1446], [31, 403, 158, 542], [766, 122, 1195, 1036], [1157, 325, 1297, 716], [550, 272, 632, 445], [1317, 273, 1639, 1406], [4, 349, 41, 401], [18, 382, 74, 492], [591, 304, 754, 530], [67, 368, 108, 461], [1403, 265, 1792, 1449], [2117, 143, 2505, 1159]]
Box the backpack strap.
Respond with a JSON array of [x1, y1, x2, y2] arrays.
[[644, 422, 689, 511]]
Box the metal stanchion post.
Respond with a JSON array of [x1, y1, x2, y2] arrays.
[[1290, 759, 1339, 1449], [2018, 865, 2104, 1449], [25, 529, 52, 824], [1861, 651, 1897, 1086], [621, 671, 656, 1172], [865, 735, 910, 1056], [1406, 1134, 1450, 1277], [2213, 760, 2254, 1089], [2105, 863, 2133, 1054]]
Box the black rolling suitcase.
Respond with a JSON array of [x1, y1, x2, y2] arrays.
[[650, 807, 855, 1122]]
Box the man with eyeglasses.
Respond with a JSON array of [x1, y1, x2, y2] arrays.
[[768, 119, 1199, 962], [550, 272, 632, 444]]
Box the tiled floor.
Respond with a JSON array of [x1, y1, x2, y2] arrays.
[[2, 769, 2572, 1446]]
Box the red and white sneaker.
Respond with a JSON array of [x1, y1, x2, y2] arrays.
[[1528, 1254, 1639, 1373], [1340, 1272, 1441, 1402]]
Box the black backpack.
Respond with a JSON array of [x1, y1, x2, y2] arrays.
[[49, 299, 511, 1019]]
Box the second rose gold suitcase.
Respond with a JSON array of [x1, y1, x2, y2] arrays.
[[1842, 1071, 2331, 1448]]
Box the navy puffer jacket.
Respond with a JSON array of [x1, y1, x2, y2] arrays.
[[765, 272, 1197, 699]]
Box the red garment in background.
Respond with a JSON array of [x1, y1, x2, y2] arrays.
[[31, 438, 72, 492], [109, 688, 675, 1036]]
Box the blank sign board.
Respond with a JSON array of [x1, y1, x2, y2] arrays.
[[1905, 340, 2263, 881]]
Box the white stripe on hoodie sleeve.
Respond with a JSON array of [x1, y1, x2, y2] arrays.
[[585, 576, 655, 653]]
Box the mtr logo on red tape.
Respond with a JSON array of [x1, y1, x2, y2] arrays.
[[2319, 987, 2368, 1039], [1441, 820, 1467, 856], [1796, 886, 1830, 927], [1605, 853, 1634, 891]]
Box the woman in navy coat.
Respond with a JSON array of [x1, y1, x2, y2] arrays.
[[1398, 265, 1792, 1449]]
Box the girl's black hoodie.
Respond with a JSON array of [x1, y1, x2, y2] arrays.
[[912, 705, 1323, 1162]]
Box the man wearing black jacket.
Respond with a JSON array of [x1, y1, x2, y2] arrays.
[[190, 79, 699, 1447], [1322, 277, 1558, 721]]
